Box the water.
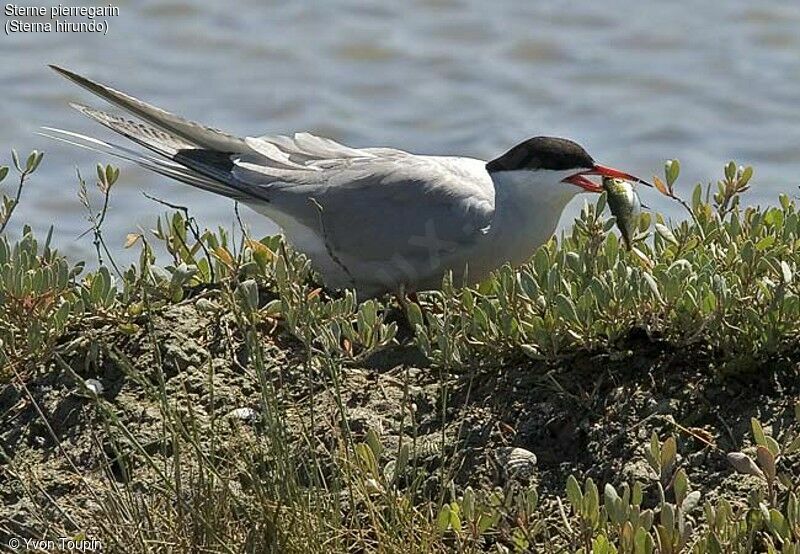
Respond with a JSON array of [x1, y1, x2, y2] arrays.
[[2, 0, 800, 262]]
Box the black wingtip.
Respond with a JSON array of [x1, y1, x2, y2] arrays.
[[49, 64, 85, 85]]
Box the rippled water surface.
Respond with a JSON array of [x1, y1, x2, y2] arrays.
[[2, 0, 800, 260]]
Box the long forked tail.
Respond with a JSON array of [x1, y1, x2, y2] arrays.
[[43, 65, 269, 203]]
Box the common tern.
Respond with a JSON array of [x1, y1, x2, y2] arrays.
[[45, 66, 648, 298]]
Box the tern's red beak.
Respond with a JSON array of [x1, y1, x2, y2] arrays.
[[563, 164, 652, 192]]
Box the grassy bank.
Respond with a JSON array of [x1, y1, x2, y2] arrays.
[[1, 155, 799, 552]]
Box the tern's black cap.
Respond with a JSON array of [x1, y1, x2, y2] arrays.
[[486, 136, 594, 173]]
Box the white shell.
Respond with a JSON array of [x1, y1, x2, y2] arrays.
[[228, 407, 257, 421], [495, 447, 537, 482], [84, 378, 104, 396], [195, 298, 219, 313]]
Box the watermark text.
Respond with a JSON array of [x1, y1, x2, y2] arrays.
[[7, 536, 103, 551], [4, 4, 119, 35]]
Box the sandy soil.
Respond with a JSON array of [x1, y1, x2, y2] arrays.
[[1, 301, 798, 539]]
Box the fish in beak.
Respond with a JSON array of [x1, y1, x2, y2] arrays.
[[602, 176, 642, 249]]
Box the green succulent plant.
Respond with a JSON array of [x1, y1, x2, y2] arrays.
[[3, 153, 800, 553]]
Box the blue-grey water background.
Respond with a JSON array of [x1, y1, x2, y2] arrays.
[[2, 0, 800, 261]]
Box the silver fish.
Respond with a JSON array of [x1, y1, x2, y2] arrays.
[[603, 177, 641, 249]]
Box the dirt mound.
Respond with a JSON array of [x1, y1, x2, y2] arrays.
[[1, 301, 799, 538]]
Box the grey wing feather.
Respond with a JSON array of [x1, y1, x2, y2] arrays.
[[50, 65, 249, 153], [38, 127, 252, 200], [244, 132, 404, 168], [68, 103, 194, 157], [61, 103, 269, 203], [234, 154, 494, 265]]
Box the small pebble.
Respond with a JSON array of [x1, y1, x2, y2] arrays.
[[495, 446, 538, 482], [85, 378, 104, 396], [195, 298, 219, 313], [228, 407, 257, 421]]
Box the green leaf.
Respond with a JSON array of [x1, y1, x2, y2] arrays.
[[436, 504, 451, 532], [706, 533, 722, 554], [785, 434, 800, 455], [639, 211, 652, 233], [647, 432, 661, 473], [355, 443, 378, 477], [566, 475, 583, 511], [660, 436, 677, 473], [235, 279, 259, 312], [765, 435, 780, 458], [642, 272, 664, 305], [665, 159, 680, 188], [106, 164, 119, 186], [525, 488, 538, 514], [395, 444, 409, 479], [674, 469, 688, 505], [592, 534, 611, 554], [596, 191, 608, 215], [655, 223, 679, 246], [660, 503, 675, 533], [604, 483, 620, 507], [634, 527, 652, 554], [462, 487, 475, 521], [477, 510, 500, 534], [405, 301, 424, 329], [29, 151, 43, 172], [751, 418, 767, 447], [755, 236, 775, 250], [584, 478, 599, 523], [739, 166, 753, 187], [691, 184, 703, 211], [11, 149, 21, 172], [725, 161, 736, 181], [632, 482, 644, 507], [449, 503, 462, 534], [768, 509, 790, 540], [365, 429, 383, 459], [555, 293, 579, 323]]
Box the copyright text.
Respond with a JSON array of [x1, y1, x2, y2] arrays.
[[7, 536, 103, 551]]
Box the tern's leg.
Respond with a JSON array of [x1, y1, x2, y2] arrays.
[[396, 284, 420, 317]]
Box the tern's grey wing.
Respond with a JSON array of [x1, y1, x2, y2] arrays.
[[233, 153, 495, 267], [46, 64, 494, 277]]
